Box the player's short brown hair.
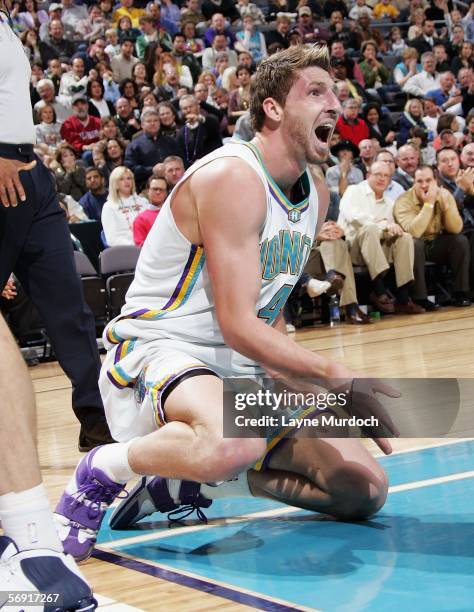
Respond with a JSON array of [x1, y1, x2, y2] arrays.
[[249, 43, 331, 132]]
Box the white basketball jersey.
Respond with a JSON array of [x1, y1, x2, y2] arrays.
[[103, 141, 318, 374]]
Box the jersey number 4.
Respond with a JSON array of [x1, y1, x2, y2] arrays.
[[257, 284, 293, 326]]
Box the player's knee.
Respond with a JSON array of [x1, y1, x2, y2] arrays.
[[329, 464, 388, 521], [197, 438, 265, 482]]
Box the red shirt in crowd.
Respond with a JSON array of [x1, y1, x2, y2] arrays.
[[336, 116, 370, 146], [60, 115, 102, 154], [133, 208, 160, 246]]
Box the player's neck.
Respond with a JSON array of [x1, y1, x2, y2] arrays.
[[252, 132, 306, 197]]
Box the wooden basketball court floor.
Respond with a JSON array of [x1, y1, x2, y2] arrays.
[[32, 307, 474, 611]]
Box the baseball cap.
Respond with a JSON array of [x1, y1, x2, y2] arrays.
[[49, 3, 63, 11], [72, 92, 88, 104], [299, 6, 312, 16]]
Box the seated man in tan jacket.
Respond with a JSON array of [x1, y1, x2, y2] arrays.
[[394, 165, 471, 308]]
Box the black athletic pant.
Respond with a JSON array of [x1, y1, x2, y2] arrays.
[[0, 142, 106, 429]]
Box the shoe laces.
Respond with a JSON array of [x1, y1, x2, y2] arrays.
[[72, 478, 128, 521], [167, 503, 208, 526]]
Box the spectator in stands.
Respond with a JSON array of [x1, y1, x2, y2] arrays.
[[336, 99, 370, 146], [236, 0, 266, 25], [201, 0, 240, 23], [20, 29, 42, 65], [111, 38, 140, 83], [450, 25, 466, 58], [374, 149, 406, 201], [433, 114, 465, 151], [113, 0, 145, 29], [398, 98, 429, 147], [404, 52, 441, 97], [160, 0, 181, 31], [153, 64, 181, 101], [154, 53, 194, 89], [324, 0, 347, 18], [182, 21, 205, 57], [433, 42, 452, 73], [330, 40, 365, 87], [393, 143, 420, 190], [296, 7, 328, 45], [458, 67, 474, 117], [265, 13, 291, 50], [437, 147, 474, 211], [119, 78, 140, 111], [363, 102, 396, 147], [422, 96, 442, 137], [408, 127, 436, 165], [228, 64, 252, 124], [124, 107, 180, 189], [394, 165, 471, 307], [162, 155, 185, 187], [451, 42, 474, 75], [105, 27, 122, 59], [349, 0, 372, 20], [409, 19, 443, 56], [34, 78, 71, 123], [355, 138, 377, 178], [205, 13, 236, 49], [354, 14, 386, 53], [372, 0, 399, 20], [235, 15, 267, 64], [326, 140, 363, 197], [332, 60, 367, 102], [34, 105, 62, 160], [389, 27, 407, 55], [203, 33, 238, 71], [79, 167, 108, 221], [45, 58, 62, 95], [59, 57, 88, 100], [50, 144, 87, 203], [338, 161, 422, 314], [102, 166, 149, 246], [462, 142, 474, 167], [114, 97, 141, 140], [407, 7, 425, 41], [194, 83, 223, 121], [117, 15, 141, 44], [427, 71, 463, 115], [132, 62, 150, 90], [136, 15, 160, 60], [177, 95, 223, 167], [76, 5, 108, 42], [39, 18, 75, 65], [358, 40, 391, 96], [60, 93, 102, 162], [158, 101, 180, 138], [393, 47, 421, 89], [15, 0, 48, 32], [38, 4, 75, 42], [172, 32, 202, 84], [133, 176, 169, 246], [96, 138, 126, 183], [180, 0, 206, 30]]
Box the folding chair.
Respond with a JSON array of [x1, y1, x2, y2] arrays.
[[74, 251, 108, 330], [99, 246, 141, 318]]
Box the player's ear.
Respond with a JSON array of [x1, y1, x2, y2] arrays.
[[262, 97, 283, 123]]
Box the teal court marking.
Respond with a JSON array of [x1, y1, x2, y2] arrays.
[[95, 440, 474, 611]]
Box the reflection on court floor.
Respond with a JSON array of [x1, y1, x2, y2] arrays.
[[95, 440, 474, 611]]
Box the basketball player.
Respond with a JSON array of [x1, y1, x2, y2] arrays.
[[55, 45, 397, 562], [0, 313, 96, 608]]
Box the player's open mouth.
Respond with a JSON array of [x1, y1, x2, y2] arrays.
[[314, 124, 334, 144]]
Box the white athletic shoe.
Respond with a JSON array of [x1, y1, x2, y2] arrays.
[[286, 323, 296, 333], [0, 536, 97, 611], [306, 278, 331, 298]]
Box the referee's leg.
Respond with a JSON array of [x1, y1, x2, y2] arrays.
[[0, 146, 112, 449]]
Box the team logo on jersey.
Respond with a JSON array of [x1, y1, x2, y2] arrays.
[[288, 209, 301, 223]]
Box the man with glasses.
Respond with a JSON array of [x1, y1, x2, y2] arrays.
[[133, 176, 169, 246]]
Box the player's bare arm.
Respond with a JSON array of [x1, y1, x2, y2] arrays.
[[189, 157, 353, 381]]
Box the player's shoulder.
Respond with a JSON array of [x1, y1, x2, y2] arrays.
[[190, 149, 262, 191]]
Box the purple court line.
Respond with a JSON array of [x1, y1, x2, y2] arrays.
[[92, 548, 305, 612]]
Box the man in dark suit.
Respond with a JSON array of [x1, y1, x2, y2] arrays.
[[124, 107, 180, 190], [409, 20, 443, 56], [177, 95, 223, 168]]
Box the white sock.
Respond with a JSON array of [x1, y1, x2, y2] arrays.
[[200, 472, 252, 500], [88, 440, 138, 485], [0, 484, 62, 552]]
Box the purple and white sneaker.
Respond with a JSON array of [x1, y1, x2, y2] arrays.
[[109, 476, 212, 529], [54, 447, 126, 562]]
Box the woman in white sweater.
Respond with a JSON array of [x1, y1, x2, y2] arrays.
[[101, 166, 149, 246]]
